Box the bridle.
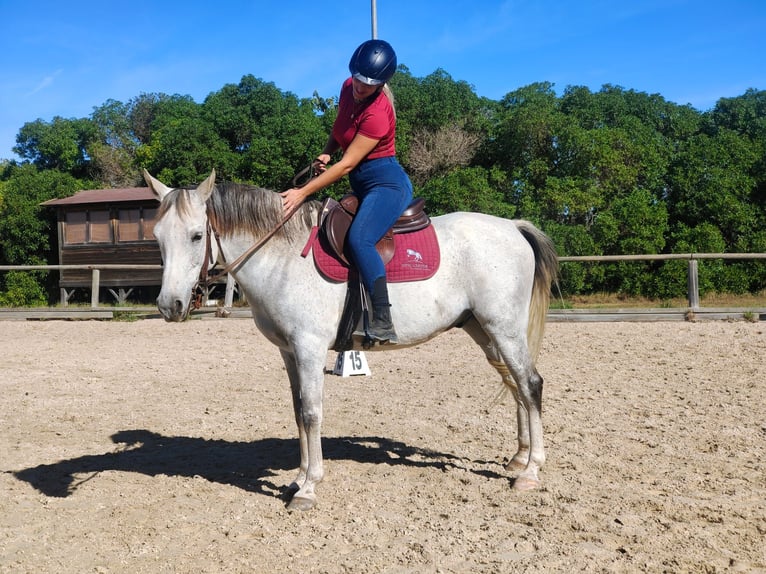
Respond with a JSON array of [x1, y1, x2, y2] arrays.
[[190, 218, 221, 310], [189, 163, 321, 310], [189, 206, 299, 310]]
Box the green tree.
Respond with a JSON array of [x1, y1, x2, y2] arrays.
[[3, 67, 766, 303], [0, 164, 84, 264], [653, 222, 728, 299], [139, 117, 235, 186], [13, 117, 97, 177], [134, 94, 235, 185], [709, 89, 766, 140], [0, 164, 88, 304], [88, 99, 141, 187], [127, 93, 178, 144], [708, 89, 766, 220], [544, 222, 602, 294], [392, 66, 492, 167], [417, 166, 514, 218], [480, 82, 566, 222], [592, 188, 669, 296], [667, 129, 759, 250], [201, 75, 328, 189]]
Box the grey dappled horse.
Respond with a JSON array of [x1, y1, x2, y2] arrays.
[[144, 170, 558, 511]]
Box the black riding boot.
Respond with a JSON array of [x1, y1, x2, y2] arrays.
[[367, 276, 398, 344]]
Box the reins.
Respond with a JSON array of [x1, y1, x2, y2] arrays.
[[190, 163, 321, 309]]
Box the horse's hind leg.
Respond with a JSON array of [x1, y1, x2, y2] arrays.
[[486, 358, 532, 472], [463, 317, 545, 491]]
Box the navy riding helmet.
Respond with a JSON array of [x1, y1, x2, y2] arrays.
[[348, 39, 397, 86]]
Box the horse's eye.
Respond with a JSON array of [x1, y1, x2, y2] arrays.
[[192, 232, 204, 242]]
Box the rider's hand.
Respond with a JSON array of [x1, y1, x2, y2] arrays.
[[314, 154, 331, 172], [280, 187, 307, 215]]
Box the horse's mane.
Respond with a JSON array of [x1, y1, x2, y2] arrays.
[[158, 181, 320, 242]]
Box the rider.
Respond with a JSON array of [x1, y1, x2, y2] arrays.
[[280, 39, 413, 344]]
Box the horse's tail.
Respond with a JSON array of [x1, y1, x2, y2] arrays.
[[515, 220, 559, 360]]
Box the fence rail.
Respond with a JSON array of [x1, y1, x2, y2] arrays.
[[558, 253, 766, 310], [1, 254, 765, 321], [559, 253, 766, 261]]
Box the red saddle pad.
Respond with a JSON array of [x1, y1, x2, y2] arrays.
[[302, 225, 440, 283]]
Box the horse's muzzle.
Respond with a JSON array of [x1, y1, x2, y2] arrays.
[[157, 294, 190, 322]]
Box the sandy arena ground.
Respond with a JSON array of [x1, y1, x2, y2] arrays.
[[1, 318, 765, 573]]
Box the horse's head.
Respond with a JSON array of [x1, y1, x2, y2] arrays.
[[143, 169, 217, 322]]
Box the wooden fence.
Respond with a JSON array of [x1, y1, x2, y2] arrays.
[[1, 254, 765, 321], [551, 253, 766, 322], [0, 264, 162, 307], [560, 252, 766, 306]]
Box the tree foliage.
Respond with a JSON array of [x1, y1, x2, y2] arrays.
[[0, 163, 90, 304], [14, 117, 97, 177], [1, 68, 765, 304]]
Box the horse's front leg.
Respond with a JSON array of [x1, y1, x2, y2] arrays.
[[280, 348, 325, 511], [282, 350, 308, 495]]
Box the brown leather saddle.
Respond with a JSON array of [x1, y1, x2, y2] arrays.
[[319, 193, 430, 266]]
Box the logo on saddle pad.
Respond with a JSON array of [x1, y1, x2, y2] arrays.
[[406, 249, 423, 262], [402, 248, 431, 272]]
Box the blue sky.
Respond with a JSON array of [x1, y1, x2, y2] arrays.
[[1, 0, 764, 161]]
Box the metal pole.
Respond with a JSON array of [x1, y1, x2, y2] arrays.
[[371, 0, 377, 38]]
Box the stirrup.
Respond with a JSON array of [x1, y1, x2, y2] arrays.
[[352, 324, 399, 345]]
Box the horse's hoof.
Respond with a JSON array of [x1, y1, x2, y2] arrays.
[[512, 475, 541, 491], [287, 495, 316, 512]]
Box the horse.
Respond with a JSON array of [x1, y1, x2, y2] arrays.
[[143, 169, 559, 511]]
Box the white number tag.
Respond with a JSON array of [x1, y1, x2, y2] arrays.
[[333, 350, 371, 377]]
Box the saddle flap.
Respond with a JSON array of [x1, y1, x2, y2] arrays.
[[324, 202, 354, 266]]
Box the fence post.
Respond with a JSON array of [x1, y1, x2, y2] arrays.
[[224, 274, 236, 309], [687, 259, 700, 310], [91, 269, 100, 308]]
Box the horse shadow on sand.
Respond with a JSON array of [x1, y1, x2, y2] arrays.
[[12, 429, 507, 502]]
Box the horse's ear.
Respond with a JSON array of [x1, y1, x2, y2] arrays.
[[195, 169, 216, 201], [143, 169, 173, 200]]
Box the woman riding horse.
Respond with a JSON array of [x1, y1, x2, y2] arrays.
[[280, 39, 412, 345]]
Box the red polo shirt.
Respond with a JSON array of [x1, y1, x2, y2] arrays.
[[331, 77, 396, 159]]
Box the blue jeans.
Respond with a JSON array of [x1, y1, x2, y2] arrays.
[[347, 156, 413, 294]]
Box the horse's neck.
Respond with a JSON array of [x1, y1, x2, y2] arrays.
[[212, 196, 318, 273], [217, 228, 307, 272]]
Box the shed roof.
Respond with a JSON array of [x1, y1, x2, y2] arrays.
[[41, 187, 158, 207]]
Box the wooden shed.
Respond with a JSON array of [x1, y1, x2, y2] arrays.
[[41, 187, 161, 304]]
